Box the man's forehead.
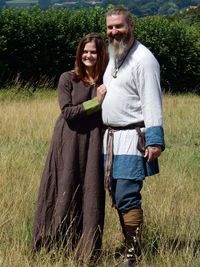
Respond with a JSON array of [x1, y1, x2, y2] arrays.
[[106, 14, 126, 24]]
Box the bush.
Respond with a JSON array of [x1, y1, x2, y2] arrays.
[[136, 16, 200, 92], [0, 7, 199, 92], [0, 6, 106, 87]]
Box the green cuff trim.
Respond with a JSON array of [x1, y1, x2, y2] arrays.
[[83, 97, 101, 115]]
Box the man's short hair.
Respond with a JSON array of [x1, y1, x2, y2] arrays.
[[106, 5, 133, 24]]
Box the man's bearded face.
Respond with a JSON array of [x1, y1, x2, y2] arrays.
[[106, 14, 132, 58], [108, 28, 132, 58]]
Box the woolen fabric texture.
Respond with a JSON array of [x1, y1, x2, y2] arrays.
[[32, 71, 105, 260]]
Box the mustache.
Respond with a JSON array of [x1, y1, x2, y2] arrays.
[[108, 30, 132, 45], [109, 33, 124, 42], [108, 39, 129, 58]]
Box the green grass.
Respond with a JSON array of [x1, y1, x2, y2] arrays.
[[6, 0, 38, 4], [0, 89, 200, 266]]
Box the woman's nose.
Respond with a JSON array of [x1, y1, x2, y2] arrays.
[[86, 52, 92, 57]]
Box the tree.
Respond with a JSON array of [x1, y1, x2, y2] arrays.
[[0, 0, 6, 11], [158, 2, 179, 15], [39, 0, 52, 9], [141, 2, 159, 16]]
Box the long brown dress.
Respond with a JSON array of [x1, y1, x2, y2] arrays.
[[32, 71, 105, 261]]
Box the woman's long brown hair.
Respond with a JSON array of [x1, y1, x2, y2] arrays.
[[74, 33, 107, 85]]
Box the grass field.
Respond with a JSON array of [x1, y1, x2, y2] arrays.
[[0, 89, 200, 267], [6, 1, 38, 4]]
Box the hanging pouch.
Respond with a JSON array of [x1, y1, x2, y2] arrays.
[[136, 127, 146, 153]]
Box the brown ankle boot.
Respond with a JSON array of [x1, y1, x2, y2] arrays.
[[123, 226, 141, 266], [115, 209, 143, 267]]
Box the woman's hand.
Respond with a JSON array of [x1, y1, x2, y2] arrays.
[[96, 84, 107, 104]]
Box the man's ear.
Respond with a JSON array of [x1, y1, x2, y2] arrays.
[[128, 20, 134, 29]]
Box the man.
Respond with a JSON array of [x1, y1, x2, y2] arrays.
[[101, 6, 165, 267]]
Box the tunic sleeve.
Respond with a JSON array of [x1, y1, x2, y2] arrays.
[[58, 72, 101, 120], [136, 57, 165, 150]]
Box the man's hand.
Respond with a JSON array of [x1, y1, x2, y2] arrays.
[[96, 84, 107, 104], [144, 146, 162, 162]]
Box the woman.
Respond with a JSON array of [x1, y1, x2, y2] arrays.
[[32, 33, 107, 263]]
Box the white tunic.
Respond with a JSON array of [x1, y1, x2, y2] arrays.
[[102, 40, 165, 180]]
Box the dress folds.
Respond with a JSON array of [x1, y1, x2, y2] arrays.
[[32, 71, 105, 260]]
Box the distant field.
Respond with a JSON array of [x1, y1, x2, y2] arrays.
[[0, 90, 200, 267], [6, 0, 38, 4]]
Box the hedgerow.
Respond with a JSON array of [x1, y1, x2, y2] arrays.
[[0, 6, 199, 92]]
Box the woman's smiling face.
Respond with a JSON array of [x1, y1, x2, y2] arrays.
[[81, 41, 98, 69]]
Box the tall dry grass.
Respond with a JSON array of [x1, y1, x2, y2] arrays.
[[0, 90, 199, 267]]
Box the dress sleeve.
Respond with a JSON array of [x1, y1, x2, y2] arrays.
[[58, 72, 101, 120]]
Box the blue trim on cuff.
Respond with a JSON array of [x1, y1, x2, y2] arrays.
[[145, 126, 165, 151]]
